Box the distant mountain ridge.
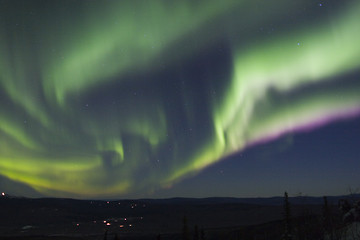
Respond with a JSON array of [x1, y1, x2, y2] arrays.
[[138, 194, 360, 206], [2, 193, 359, 206]]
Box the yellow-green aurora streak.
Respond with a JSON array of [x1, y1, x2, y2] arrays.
[[0, 0, 359, 198]]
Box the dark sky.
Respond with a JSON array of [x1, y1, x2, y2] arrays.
[[0, 0, 359, 199]]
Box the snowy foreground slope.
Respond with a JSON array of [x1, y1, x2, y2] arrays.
[[325, 223, 360, 240]]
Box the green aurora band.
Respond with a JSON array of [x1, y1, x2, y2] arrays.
[[0, 0, 360, 198]]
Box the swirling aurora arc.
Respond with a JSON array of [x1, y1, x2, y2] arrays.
[[0, 0, 360, 198]]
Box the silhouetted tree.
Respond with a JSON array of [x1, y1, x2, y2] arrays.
[[323, 196, 334, 239], [200, 228, 205, 240], [157, 233, 161, 240], [283, 191, 292, 240], [113, 233, 119, 240], [194, 225, 199, 240], [104, 230, 108, 240], [182, 216, 190, 240]]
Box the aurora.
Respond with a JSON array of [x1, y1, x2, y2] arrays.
[[0, 0, 359, 198]]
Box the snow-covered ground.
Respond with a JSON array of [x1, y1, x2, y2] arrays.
[[325, 222, 360, 240], [344, 223, 360, 240]]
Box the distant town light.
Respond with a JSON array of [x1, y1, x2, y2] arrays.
[[106, 223, 111, 226], [1, 192, 5, 196], [119, 225, 124, 228]]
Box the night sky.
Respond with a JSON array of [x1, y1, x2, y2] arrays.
[[0, 0, 360, 199]]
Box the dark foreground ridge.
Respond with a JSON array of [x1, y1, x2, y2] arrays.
[[0, 194, 359, 240]]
